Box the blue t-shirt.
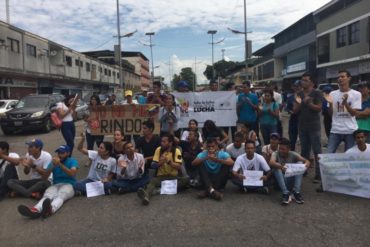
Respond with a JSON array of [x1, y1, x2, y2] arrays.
[[237, 92, 258, 122], [137, 95, 147, 104], [47, 157, 79, 185], [196, 151, 230, 174], [260, 102, 278, 126]]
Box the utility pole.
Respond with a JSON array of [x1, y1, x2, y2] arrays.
[[6, 0, 10, 23], [244, 0, 248, 74], [116, 0, 123, 89], [145, 32, 155, 84], [221, 49, 225, 60]]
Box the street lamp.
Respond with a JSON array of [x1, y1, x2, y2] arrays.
[[207, 30, 217, 81], [145, 32, 155, 84]]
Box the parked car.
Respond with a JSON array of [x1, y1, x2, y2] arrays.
[[0, 99, 19, 118], [0, 94, 64, 135], [75, 99, 89, 120]]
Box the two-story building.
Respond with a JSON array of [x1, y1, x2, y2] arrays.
[[252, 43, 279, 86]]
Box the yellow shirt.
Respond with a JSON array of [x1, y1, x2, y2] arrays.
[[153, 147, 182, 177]]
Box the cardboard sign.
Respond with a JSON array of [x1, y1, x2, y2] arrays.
[[89, 104, 160, 135]]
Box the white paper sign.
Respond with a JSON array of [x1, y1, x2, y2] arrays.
[[86, 181, 105, 197], [284, 163, 307, 178], [243, 170, 263, 187], [319, 153, 370, 199], [160, 179, 178, 195]]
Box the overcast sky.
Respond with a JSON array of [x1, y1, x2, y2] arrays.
[[1, 0, 331, 85]]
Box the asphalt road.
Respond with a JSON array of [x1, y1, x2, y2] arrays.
[[0, 117, 369, 247]]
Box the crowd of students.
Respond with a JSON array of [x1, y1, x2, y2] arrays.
[[0, 69, 369, 220]]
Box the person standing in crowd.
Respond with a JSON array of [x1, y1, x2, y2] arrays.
[[179, 130, 203, 186], [84, 95, 104, 151], [322, 86, 333, 142], [192, 138, 234, 201], [147, 81, 166, 106], [209, 80, 218, 91], [202, 120, 229, 148], [158, 94, 181, 137], [356, 82, 370, 143], [17, 145, 79, 219], [111, 130, 127, 160], [112, 142, 149, 194], [261, 133, 280, 163], [0, 141, 20, 201], [177, 80, 190, 92], [181, 119, 203, 144], [286, 80, 302, 151], [137, 134, 189, 205], [226, 132, 245, 161], [346, 129, 370, 154], [135, 120, 161, 175], [122, 90, 138, 105], [232, 140, 271, 194], [269, 138, 310, 205], [7, 139, 51, 199], [327, 70, 362, 153], [236, 81, 259, 133], [259, 88, 280, 145], [273, 85, 284, 136], [75, 134, 117, 195], [105, 94, 116, 106], [293, 73, 323, 183], [136, 89, 148, 105], [57, 94, 77, 153]]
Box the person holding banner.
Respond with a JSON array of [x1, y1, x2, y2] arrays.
[[57, 94, 78, 153], [192, 138, 234, 201], [112, 142, 149, 194], [232, 140, 271, 194], [158, 94, 181, 138], [17, 145, 79, 219], [74, 134, 117, 195], [346, 129, 370, 154], [269, 138, 310, 205], [147, 81, 166, 106], [137, 134, 189, 205]]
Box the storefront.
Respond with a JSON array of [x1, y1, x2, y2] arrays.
[[0, 77, 37, 99]]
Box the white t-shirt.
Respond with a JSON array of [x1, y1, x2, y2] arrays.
[[345, 144, 370, 154], [57, 102, 73, 122], [26, 151, 52, 179], [181, 130, 203, 143], [226, 143, 245, 159], [232, 153, 271, 172], [87, 150, 117, 181], [330, 89, 362, 134], [116, 153, 145, 180], [0, 152, 19, 178], [121, 99, 138, 105]]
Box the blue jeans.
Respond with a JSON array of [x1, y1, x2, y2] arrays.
[[273, 169, 303, 195], [112, 175, 150, 192], [260, 124, 277, 145], [299, 128, 322, 178], [61, 121, 75, 152], [327, 133, 355, 153], [85, 131, 104, 150], [74, 179, 112, 195]]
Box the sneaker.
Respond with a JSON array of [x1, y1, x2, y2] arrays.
[[197, 190, 209, 199], [292, 192, 304, 204], [210, 190, 223, 201], [31, 192, 42, 200], [137, 188, 150, 205], [281, 193, 291, 205], [18, 205, 41, 219], [41, 198, 52, 218]]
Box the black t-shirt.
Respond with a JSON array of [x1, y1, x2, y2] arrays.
[[179, 141, 203, 167], [135, 135, 161, 159], [297, 89, 323, 130]]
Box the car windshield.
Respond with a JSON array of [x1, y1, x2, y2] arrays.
[[15, 97, 49, 109], [0, 101, 5, 108]]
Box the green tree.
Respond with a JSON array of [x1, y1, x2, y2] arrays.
[[171, 67, 196, 91], [171, 74, 181, 90], [203, 60, 237, 80]]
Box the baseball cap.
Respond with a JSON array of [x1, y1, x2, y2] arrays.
[[270, 133, 280, 139], [26, 139, 43, 149], [55, 145, 71, 153], [177, 80, 189, 88], [125, 90, 133, 97]]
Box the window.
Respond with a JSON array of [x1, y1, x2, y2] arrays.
[[113, 71, 116, 77], [26, 44, 36, 57], [104, 68, 108, 75], [7, 38, 20, 53], [80, 61, 83, 67], [99, 66, 102, 72], [86, 62, 91, 72], [348, 21, 360, 45], [75, 59, 79, 66], [108, 70, 111, 76], [66, 56, 72, 66], [117, 73, 120, 79], [336, 26, 347, 48]]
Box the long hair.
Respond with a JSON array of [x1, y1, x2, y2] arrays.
[[90, 95, 101, 106]]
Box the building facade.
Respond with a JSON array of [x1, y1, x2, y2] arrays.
[[314, 0, 370, 83], [0, 21, 120, 99], [252, 43, 278, 86]]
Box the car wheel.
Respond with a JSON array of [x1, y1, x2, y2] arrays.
[[1, 127, 12, 135], [44, 118, 52, 133]]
